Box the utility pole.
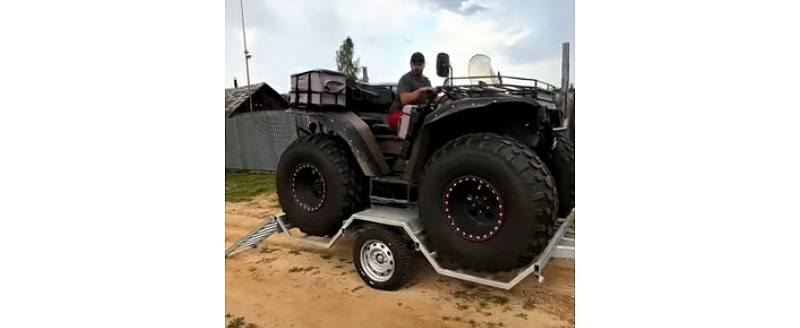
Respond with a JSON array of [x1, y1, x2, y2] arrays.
[[561, 42, 574, 144], [560, 42, 570, 117], [239, 0, 253, 112]]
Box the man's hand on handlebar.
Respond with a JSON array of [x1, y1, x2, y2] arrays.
[[417, 86, 434, 94]]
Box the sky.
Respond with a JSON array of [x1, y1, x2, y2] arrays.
[[224, 0, 575, 93]]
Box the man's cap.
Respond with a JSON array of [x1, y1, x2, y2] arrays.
[[410, 52, 425, 64]]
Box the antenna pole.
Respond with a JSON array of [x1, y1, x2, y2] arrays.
[[240, 0, 253, 112]]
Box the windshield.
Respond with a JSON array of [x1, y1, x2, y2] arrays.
[[468, 54, 500, 85]]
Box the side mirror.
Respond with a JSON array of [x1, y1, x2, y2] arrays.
[[436, 53, 450, 77]]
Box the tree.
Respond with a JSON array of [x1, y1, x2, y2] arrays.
[[335, 36, 361, 82]]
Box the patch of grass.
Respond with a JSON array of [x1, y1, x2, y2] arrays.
[[255, 257, 274, 264], [452, 289, 510, 307], [226, 317, 245, 328], [522, 298, 535, 310], [515, 313, 528, 320], [226, 316, 261, 328], [288, 250, 301, 255], [226, 171, 277, 202], [484, 321, 506, 328], [288, 266, 319, 273], [320, 254, 333, 260]]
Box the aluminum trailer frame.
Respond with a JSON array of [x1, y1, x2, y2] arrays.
[[225, 205, 575, 291]]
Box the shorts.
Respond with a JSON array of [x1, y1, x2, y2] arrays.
[[388, 109, 403, 130]]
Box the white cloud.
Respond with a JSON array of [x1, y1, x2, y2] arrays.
[[225, 0, 574, 91]]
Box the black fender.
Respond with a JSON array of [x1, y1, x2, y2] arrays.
[[290, 109, 390, 177], [403, 97, 556, 183], [423, 97, 556, 127]]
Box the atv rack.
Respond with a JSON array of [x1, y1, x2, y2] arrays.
[[441, 75, 559, 103], [225, 206, 575, 291]]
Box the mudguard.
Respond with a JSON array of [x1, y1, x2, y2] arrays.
[[423, 97, 556, 127], [403, 97, 556, 183], [291, 109, 390, 177]]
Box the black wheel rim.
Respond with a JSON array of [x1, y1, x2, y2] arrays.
[[442, 175, 505, 242], [291, 164, 326, 211]]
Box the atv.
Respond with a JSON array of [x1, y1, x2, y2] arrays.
[[276, 53, 575, 273]]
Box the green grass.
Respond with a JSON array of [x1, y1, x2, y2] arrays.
[[225, 171, 277, 203]]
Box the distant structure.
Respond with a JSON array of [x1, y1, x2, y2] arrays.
[[224, 81, 289, 119]]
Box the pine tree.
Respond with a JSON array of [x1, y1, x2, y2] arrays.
[[335, 36, 361, 82]]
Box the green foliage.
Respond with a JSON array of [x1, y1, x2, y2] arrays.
[[335, 36, 361, 82], [225, 171, 276, 202]]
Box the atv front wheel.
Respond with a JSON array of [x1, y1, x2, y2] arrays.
[[276, 134, 366, 236], [418, 133, 558, 272]]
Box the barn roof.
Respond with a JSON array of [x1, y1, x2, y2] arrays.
[[225, 82, 288, 118]]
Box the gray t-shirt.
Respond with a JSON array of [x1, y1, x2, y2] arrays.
[[391, 71, 432, 110]]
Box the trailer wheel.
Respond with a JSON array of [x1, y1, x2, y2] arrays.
[[353, 227, 412, 291]]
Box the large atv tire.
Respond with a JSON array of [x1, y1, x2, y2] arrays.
[[276, 134, 366, 237], [544, 132, 575, 217], [418, 133, 558, 272]]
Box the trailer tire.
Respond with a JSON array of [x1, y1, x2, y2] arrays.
[[276, 133, 366, 237], [418, 133, 558, 272], [353, 227, 412, 291]]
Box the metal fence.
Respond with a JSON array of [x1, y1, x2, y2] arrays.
[[225, 110, 297, 171]]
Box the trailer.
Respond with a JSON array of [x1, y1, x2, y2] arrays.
[[225, 206, 575, 291]]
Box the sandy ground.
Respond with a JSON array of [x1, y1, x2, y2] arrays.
[[225, 194, 575, 328]]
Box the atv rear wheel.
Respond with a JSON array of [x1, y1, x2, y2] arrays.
[[276, 134, 366, 237], [418, 133, 558, 272], [544, 132, 575, 217]]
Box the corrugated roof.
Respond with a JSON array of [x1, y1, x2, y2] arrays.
[[225, 82, 267, 117]]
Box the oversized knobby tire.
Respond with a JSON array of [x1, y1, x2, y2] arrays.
[[353, 227, 412, 291], [276, 133, 366, 237], [544, 132, 575, 217], [418, 133, 558, 272]]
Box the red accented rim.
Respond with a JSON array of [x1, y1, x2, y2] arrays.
[[291, 164, 326, 212], [442, 175, 505, 242]]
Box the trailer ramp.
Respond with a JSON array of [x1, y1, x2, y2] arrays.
[[225, 206, 575, 290]]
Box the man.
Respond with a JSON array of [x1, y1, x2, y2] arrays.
[[388, 52, 435, 130]]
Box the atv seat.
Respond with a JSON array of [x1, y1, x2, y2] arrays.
[[370, 123, 396, 136], [358, 113, 397, 137]]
